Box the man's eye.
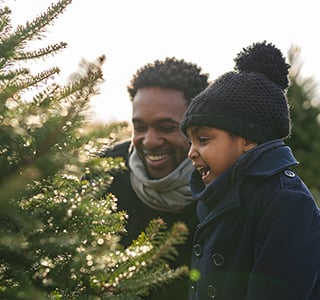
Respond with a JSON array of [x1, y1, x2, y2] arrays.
[[160, 126, 177, 132], [134, 126, 146, 132]]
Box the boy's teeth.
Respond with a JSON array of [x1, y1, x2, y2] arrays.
[[197, 167, 210, 177]]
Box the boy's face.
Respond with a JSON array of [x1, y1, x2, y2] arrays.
[[187, 126, 255, 185], [132, 87, 190, 179]]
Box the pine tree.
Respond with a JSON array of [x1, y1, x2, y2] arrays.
[[286, 45, 320, 204], [0, 1, 189, 299]]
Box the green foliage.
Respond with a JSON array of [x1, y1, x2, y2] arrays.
[[0, 1, 189, 299], [286, 46, 320, 205]]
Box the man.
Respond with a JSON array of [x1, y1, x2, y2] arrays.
[[103, 57, 209, 299]]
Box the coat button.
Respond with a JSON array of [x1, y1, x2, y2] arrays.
[[212, 253, 224, 266], [190, 282, 197, 292], [193, 244, 202, 257], [284, 170, 295, 177], [207, 284, 216, 299]]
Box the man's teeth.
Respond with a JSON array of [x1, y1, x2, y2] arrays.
[[146, 154, 168, 161]]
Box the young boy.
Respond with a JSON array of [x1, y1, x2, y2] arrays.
[[180, 41, 320, 300]]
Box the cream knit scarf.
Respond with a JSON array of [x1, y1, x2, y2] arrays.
[[129, 148, 195, 213]]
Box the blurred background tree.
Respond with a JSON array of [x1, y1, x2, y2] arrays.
[[0, 1, 188, 299], [286, 46, 320, 205]]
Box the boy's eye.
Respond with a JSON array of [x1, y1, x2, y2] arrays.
[[199, 136, 208, 143], [188, 136, 208, 145]]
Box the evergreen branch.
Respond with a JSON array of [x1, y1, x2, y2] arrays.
[[23, 67, 61, 88], [0, 67, 60, 104], [0, 64, 103, 189], [0, 6, 11, 33], [14, 42, 68, 60], [102, 293, 143, 300], [148, 221, 189, 261], [58, 63, 104, 101], [0, 0, 71, 60], [103, 219, 189, 294], [109, 265, 189, 298], [103, 219, 167, 283], [0, 67, 30, 81]]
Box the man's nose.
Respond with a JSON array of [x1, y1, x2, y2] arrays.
[[142, 128, 163, 148]]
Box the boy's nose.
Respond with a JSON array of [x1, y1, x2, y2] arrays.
[[188, 143, 199, 159]]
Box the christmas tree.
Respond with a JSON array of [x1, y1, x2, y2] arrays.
[[0, 1, 189, 299], [286, 45, 320, 204]]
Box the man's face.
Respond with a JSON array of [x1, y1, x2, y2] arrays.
[[132, 86, 190, 179]]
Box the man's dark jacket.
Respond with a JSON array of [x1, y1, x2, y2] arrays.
[[103, 140, 198, 300]]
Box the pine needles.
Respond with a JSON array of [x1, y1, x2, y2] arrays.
[[0, 1, 190, 299]]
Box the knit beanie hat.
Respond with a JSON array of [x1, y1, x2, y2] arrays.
[[180, 41, 291, 143]]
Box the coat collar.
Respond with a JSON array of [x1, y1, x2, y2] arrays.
[[231, 139, 298, 181], [190, 139, 298, 223]]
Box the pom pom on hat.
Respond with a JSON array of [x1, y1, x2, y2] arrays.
[[180, 41, 291, 143], [234, 41, 290, 90]]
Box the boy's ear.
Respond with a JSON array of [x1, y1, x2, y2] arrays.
[[243, 138, 257, 152]]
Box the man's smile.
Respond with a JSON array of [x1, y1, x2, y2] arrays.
[[145, 153, 169, 162]]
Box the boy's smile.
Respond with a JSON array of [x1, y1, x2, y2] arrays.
[[195, 165, 211, 183], [187, 126, 256, 185]]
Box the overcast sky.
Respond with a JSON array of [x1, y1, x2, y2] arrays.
[[8, 0, 320, 123]]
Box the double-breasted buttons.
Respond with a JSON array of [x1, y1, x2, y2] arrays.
[[212, 252, 224, 266], [207, 284, 216, 299], [193, 244, 202, 257], [190, 282, 197, 292], [284, 170, 295, 178]]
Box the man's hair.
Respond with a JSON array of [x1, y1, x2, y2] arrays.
[[127, 57, 210, 104]]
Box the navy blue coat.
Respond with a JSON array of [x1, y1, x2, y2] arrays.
[[188, 139, 320, 300]]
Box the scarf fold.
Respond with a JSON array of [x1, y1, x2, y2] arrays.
[[129, 149, 195, 213]]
